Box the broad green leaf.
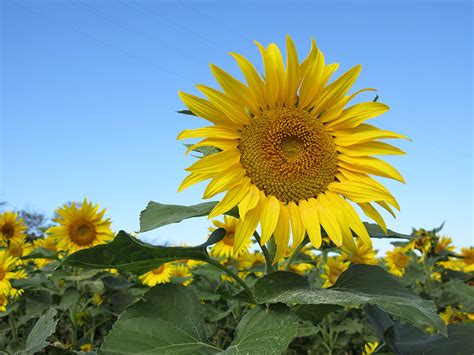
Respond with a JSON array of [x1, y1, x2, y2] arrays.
[[222, 305, 298, 354], [61, 231, 209, 274], [139, 201, 238, 233], [99, 284, 220, 354], [13, 309, 58, 355], [254, 265, 446, 335], [365, 305, 474, 354], [22, 247, 58, 260], [294, 304, 343, 323], [438, 280, 474, 312]]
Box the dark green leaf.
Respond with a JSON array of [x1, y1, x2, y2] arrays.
[[254, 265, 446, 335], [139, 201, 238, 233], [99, 284, 220, 354], [177, 109, 196, 116], [222, 305, 298, 354], [294, 304, 343, 323], [200, 228, 226, 247], [13, 309, 58, 355], [363, 223, 412, 239], [61, 231, 209, 274], [22, 247, 58, 260]]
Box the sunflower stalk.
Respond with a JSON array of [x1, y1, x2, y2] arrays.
[[252, 231, 275, 273], [205, 257, 255, 303]]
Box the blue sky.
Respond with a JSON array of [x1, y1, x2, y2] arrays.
[[1, 0, 472, 251]]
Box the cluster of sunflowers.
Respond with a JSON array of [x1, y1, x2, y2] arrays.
[[1, 37, 473, 353]]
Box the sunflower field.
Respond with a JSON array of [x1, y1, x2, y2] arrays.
[[1, 37, 473, 354]]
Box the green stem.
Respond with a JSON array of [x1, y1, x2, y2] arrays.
[[285, 237, 309, 271], [253, 231, 275, 273], [206, 258, 255, 303], [8, 316, 18, 342]]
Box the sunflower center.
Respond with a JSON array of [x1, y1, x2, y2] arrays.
[[393, 253, 409, 268], [69, 221, 96, 246], [1, 224, 15, 239], [239, 107, 338, 203], [222, 232, 235, 246], [152, 265, 165, 275]]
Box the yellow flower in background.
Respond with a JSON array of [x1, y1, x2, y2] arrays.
[[0, 294, 8, 312], [438, 259, 463, 272], [7, 240, 34, 265], [0, 212, 27, 246], [363, 341, 379, 355], [439, 306, 474, 325], [341, 239, 378, 265], [406, 236, 431, 256], [287, 262, 313, 275], [177, 36, 406, 262], [460, 247, 474, 273], [80, 343, 93, 352], [172, 264, 193, 286], [32, 236, 59, 268], [92, 293, 105, 306], [385, 247, 410, 276], [0, 250, 27, 297], [48, 199, 113, 253], [434, 236, 455, 254], [321, 256, 350, 288], [139, 263, 175, 287], [209, 216, 250, 259]]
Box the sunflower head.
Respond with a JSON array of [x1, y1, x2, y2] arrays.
[[48, 199, 113, 254], [0, 212, 27, 246], [178, 36, 406, 260], [321, 256, 350, 288], [209, 215, 250, 259], [139, 263, 175, 287], [385, 247, 410, 277], [0, 249, 27, 297]]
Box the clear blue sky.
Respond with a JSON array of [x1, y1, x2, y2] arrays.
[[1, 0, 472, 251]]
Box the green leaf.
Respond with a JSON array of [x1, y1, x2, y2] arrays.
[[254, 265, 446, 335], [99, 284, 220, 354], [363, 223, 412, 239], [438, 280, 474, 312], [22, 247, 58, 260], [177, 109, 196, 116], [222, 305, 298, 354], [13, 309, 58, 355], [294, 304, 343, 323], [365, 305, 474, 355], [139, 201, 238, 233], [61, 231, 209, 274]]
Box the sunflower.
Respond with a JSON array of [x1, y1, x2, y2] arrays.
[[139, 263, 175, 287], [321, 256, 350, 288], [460, 247, 474, 273], [362, 342, 379, 355], [439, 306, 474, 325], [209, 216, 250, 259], [48, 199, 113, 253], [0, 249, 27, 297], [385, 247, 410, 277], [0, 295, 8, 312], [172, 264, 193, 286], [0, 212, 27, 246], [177, 36, 406, 261], [32, 235, 59, 268], [341, 239, 378, 265], [434, 236, 455, 254], [7, 240, 34, 265]]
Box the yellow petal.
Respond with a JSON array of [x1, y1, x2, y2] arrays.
[[210, 64, 258, 113], [326, 102, 389, 130], [314, 65, 361, 114], [288, 201, 305, 251], [314, 194, 343, 247], [334, 124, 409, 146], [273, 203, 290, 264], [298, 199, 321, 248], [196, 85, 250, 125], [337, 141, 406, 157], [358, 202, 387, 233], [255, 41, 280, 106], [234, 203, 261, 253], [203, 165, 245, 198], [208, 179, 250, 219], [338, 155, 405, 183], [178, 91, 232, 126], [186, 149, 240, 173], [298, 46, 325, 110], [229, 52, 266, 107], [177, 126, 241, 140], [328, 180, 394, 204], [238, 185, 260, 221], [178, 172, 213, 192], [284, 35, 299, 107], [259, 194, 281, 245]]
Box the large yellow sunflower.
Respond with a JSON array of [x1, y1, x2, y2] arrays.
[[48, 199, 113, 253], [0, 212, 27, 246], [178, 36, 406, 260], [0, 249, 27, 297]]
